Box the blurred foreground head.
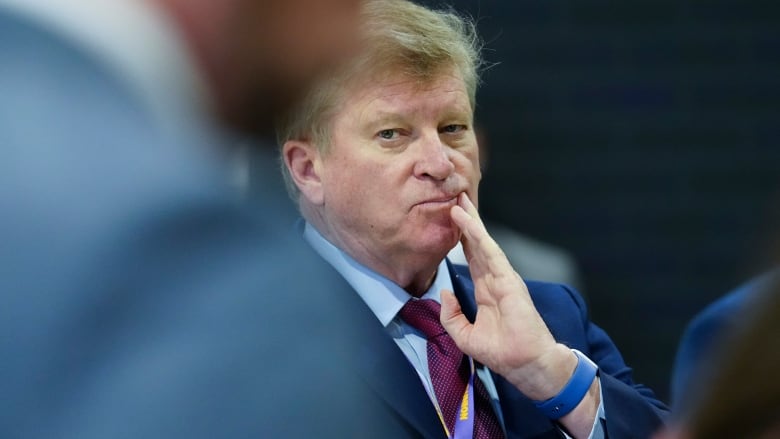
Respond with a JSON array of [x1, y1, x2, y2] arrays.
[[157, 0, 362, 137], [657, 279, 780, 439]]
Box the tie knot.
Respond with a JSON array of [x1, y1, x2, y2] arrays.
[[399, 298, 447, 339]]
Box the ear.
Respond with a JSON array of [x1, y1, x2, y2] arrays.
[[283, 139, 325, 205]]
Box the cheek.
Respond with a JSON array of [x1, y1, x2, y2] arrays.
[[323, 158, 383, 207], [321, 147, 415, 219], [454, 149, 481, 180], [453, 149, 481, 203]]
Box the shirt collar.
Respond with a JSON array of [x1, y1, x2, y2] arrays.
[[0, 0, 211, 134], [304, 223, 454, 327]]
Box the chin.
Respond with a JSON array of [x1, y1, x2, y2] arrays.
[[412, 224, 460, 258]]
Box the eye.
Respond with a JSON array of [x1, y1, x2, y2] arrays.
[[377, 129, 400, 140], [441, 124, 467, 134]]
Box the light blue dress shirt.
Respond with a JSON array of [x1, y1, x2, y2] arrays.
[[304, 223, 605, 438]]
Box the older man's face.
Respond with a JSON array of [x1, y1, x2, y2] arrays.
[[316, 69, 481, 270]]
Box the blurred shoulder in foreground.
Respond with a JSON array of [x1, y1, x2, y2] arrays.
[[0, 0, 391, 437]]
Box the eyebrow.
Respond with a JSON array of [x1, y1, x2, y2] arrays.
[[363, 112, 407, 132]]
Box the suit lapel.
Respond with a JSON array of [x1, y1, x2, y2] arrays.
[[336, 273, 445, 438], [447, 261, 561, 439], [490, 376, 562, 439], [446, 260, 478, 322], [297, 224, 444, 438], [352, 309, 445, 438]]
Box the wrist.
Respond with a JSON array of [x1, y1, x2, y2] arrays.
[[503, 343, 579, 401]]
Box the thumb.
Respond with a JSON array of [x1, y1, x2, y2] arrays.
[[440, 289, 472, 346]]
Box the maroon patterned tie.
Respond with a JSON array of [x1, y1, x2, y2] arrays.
[[399, 299, 505, 439]]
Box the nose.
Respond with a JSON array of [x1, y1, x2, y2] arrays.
[[413, 133, 455, 181]]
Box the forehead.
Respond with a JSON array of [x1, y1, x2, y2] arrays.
[[340, 70, 473, 122]]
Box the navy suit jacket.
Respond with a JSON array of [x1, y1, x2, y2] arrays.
[[342, 261, 668, 439], [0, 7, 390, 438]]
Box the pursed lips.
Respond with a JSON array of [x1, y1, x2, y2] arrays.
[[414, 193, 461, 208]]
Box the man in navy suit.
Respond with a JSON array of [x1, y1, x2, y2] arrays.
[[0, 0, 390, 437], [279, 1, 668, 437]]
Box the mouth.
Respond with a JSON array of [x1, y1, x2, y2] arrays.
[[415, 194, 460, 209]]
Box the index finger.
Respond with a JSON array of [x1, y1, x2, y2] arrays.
[[450, 193, 513, 272]]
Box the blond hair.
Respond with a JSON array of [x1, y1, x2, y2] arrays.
[[276, 0, 483, 197]]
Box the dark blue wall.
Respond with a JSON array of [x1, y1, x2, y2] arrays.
[[423, 0, 780, 401]]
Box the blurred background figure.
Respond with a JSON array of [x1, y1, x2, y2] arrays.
[[0, 0, 387, 437], [670, 270, 778, 406], [654, 277, 780, 439]]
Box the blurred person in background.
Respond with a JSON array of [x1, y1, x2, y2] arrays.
[[0, 0, 389, 437], [655, 277, 780, 439], [670, 271, 778, 406], [279, 1, 667, 437]]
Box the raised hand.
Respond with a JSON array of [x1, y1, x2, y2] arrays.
[[441, 193, 601, 437], [440, 192, 577, 401]]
